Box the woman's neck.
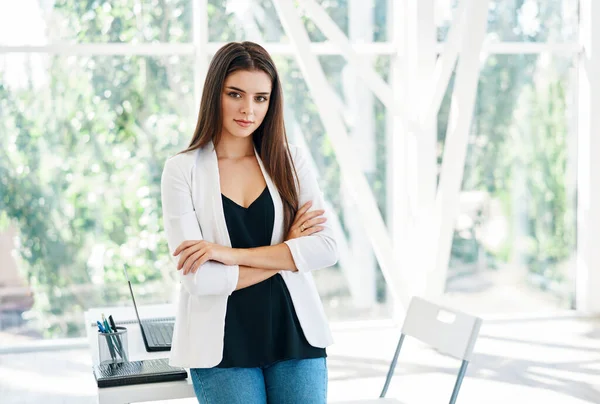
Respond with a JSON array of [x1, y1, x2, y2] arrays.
[[215, 135, 255, 160]]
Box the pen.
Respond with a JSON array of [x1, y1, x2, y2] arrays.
[[102, 315, 112, 336], [96, 320, 106, 333], [101, 314, 118, 361], [108, 315, 117, 332], [108, 314, 127, 361]]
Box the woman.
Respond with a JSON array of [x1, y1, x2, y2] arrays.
[[160, 41, 338, 403]]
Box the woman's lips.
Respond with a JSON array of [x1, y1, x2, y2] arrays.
[[234, 119, 253, 128]]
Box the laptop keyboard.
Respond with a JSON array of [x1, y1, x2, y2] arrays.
[[93, 358, 188, 387], [143, 322, 173, 347], [96, 358, 174, 378]]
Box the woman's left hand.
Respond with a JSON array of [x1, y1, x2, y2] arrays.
[[174, 240, 239, 274]]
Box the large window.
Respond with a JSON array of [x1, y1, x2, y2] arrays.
[[0, 52, 194, 340], [275, 53, 392, 320], [1, 1, 196, 342], [436, 0, 578, 42], [433, 1, 579, 315], [0, 0, 192, 45], [439, 57, 578, 312], [0, 0, 392, 342], [0, 0, 581, 344]]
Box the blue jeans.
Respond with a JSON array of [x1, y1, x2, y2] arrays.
[[190, 357, 327, 404]]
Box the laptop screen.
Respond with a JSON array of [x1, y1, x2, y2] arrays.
[[123, 266, 145, 327]]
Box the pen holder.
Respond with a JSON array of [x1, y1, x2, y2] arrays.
[[98, 326, 129, 365]]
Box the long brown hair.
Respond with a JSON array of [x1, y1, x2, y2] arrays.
[[181, 41, 298, 234]]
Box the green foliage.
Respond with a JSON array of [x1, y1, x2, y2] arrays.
[[53, 0, 192, 43], [0, 0, 576, 338], [1, 0, 384, 338], [512, 75, 575, 281], [0, 1, 194, 337], [439, 56, 575, 292]]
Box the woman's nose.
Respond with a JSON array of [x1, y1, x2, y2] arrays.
[[240, 100, 254, 116]]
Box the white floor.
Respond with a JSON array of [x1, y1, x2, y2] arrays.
[[1, 313, 599, 404]]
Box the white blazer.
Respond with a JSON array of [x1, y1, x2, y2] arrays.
[[160, 140, 338, 368]]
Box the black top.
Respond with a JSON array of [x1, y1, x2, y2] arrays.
[[216, 186, 326, 368]]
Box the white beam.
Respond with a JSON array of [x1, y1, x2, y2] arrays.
[[329, 89, 354, 127], [232, 0, 263, 42], [299, 0, 394, 110], [209, 42, 397, 55], [287, 118, 364, 304], [0, 42, 581, 57], [192, 0, 208, 107], [387, 0, 413, 314], [401, 0, 437, 297], [0, 43, 196, 55], [0, 43, 397, 56], [343, 0, 377, 308], [274, 0, 411, 309], [420, 0, 469, 129], [346, 0, 376, 175], [576, 0, 600, 314], [436, 42, 581, 54], [427, 0, 490, 297], [406, 0, 437, 222], [385, 0, 398, 234]]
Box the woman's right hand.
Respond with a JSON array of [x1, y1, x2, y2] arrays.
[[285, 201, 327, 241]]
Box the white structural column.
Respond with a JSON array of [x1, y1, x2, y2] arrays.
[[274, 0, 411, 308], [406, 0, 436, 213], [427, 0, 490, 297], [577, 0, 600, 313], [286, 115, 364, 305], [400, 0, 437, 296], [340, 0, 377, 308], [233, 1, 263, 42], [387, 0, 411, 314], [192, 0, 209, 107], [388, 0, 468, 301], [420, 0, 469, 128], [385, 0, 399, 231], [300, 0, 394, 110]]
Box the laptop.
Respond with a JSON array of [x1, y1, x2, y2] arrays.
[[124, 267, 174, 352], [93, 358, 187, 388]]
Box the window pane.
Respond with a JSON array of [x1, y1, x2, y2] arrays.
[[0, 0, 192, 45], [436, 0, 578, 42], [0, 54, 194, 341], [208, 0, 287, 42], [437, 54, 577, 314], [208, 0, 389, 43], [274, 54, 392, 321]]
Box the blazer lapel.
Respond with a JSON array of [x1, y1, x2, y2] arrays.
[[195, 141, 232, 247], [194, 140, 284, 248], [254, 146, 284, 245]]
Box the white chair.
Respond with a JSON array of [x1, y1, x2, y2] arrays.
[[332, 296, 482, 403]]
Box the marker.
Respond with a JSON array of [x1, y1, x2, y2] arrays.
[[108, 315, 117, 332], [106, 314, 127, 361], [101, 313, 118, 361], [101, 313, 112, 334]]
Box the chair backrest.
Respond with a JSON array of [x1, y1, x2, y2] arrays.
[[402, 296, 482, 361], [380, 296, 482, 402]]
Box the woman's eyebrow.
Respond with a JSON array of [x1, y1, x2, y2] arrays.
[[225, 86, 270, 95]]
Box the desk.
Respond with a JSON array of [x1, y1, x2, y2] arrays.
[[85, 304, 196, 404]]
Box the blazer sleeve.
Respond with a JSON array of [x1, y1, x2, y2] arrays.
[[283, 146, 339, 273], [161, 156, 239, 296]]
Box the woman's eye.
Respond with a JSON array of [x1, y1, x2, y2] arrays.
[[256, 96, 268, 102], [228, 92, 241, 98]]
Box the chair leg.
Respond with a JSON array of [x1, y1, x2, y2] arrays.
[[449, 360, 469, 404], [380, 333, 405, 398]]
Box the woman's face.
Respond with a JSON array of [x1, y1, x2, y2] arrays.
[[221, 69, 272, 139]]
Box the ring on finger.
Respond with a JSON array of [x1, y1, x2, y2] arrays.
[[300, 223, 306, 232]]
